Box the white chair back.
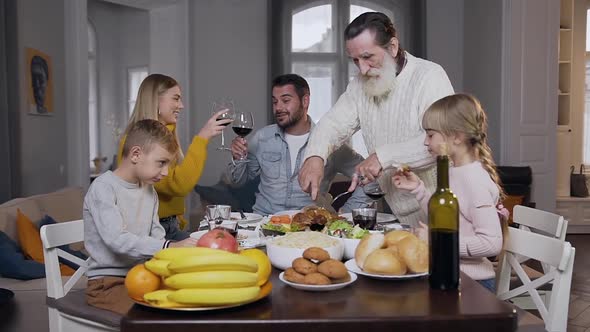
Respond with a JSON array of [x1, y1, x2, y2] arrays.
[[41, 220, 88, 299], [496, 226, 575, 332], [41, 220, 118, 332], [513, 205, 568, 240]]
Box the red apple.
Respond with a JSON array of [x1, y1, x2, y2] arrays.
[[196, 228, 239, 253]]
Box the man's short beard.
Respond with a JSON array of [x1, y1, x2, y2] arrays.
[[276, 107, 305, 129], [360, 53, 397, 99]]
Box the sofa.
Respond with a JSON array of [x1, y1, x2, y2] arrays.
[[0, 186, 88, 285]]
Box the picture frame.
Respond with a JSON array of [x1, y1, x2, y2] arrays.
[[26, 47, 53, 116]]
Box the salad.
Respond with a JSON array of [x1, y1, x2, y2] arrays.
[[261, 215, 303, 234], [322, 220, 369, 239]]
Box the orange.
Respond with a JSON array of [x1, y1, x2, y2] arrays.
[[125, 264, 161, 301], [240, 249, 272, 286]]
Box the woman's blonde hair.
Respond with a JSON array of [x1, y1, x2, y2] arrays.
[[124, 73, 183, 159], [422, 94, 508, 236]]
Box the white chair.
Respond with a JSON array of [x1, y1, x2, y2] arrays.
[[511, 205, 569, 309], [40, 219, 119, 332], [496, 226, 575, 332]]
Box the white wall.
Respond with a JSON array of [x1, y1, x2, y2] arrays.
[[189, 0, 269, 186], [149, 1, 190, 151], [88, 0, 149, 168], [425, 0, 463, 91], [463, 0, 503, 161], [16, 0, 68, 195]]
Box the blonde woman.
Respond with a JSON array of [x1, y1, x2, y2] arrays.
[[117, 73, 231, 240], [391, 93, 507, 292]]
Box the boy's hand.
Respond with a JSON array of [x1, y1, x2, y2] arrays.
[[169, 237, 198, 248], [391, 170, 420, 191]]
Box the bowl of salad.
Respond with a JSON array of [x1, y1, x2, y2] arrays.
[[322, 220, 372, 260]]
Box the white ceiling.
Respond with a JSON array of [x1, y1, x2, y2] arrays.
[[99, 0, 179, 10]]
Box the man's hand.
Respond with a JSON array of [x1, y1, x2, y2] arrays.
[[230, 136, 248, 161], [298, 156, 325, 200], [347, 153, 383, 192]]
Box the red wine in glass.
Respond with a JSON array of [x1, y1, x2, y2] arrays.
[[365, 191, 385, 200], [232, 126, 252, 137], [217, 116, 232, 126]]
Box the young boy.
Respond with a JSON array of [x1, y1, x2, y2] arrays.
[[84, 119, 197, 314]]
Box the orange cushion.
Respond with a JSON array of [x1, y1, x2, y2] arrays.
[[16, 209, 75, 276], [502, 195, 525, 224]]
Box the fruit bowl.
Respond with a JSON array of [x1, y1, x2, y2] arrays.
[[265, 232, 343, 270]]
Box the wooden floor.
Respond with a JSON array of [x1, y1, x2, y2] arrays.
[[567, 235, 590, 331]]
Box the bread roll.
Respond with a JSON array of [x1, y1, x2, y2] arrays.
[[384, 230, 416, 247], [355, 233, 385, 268], [397, 237, 428, 273], [363, 249, 407, 275]]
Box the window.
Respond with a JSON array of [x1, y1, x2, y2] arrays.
[[88, 20, 98, 169], [127, 67, 148, 117], [280, 0, 407, 157]]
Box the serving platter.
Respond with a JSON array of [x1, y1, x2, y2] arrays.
[[190, 230, 266, 249], [133, 282, 272, 311], [344, 259, 428, 280], [279, 271, 357, 291]]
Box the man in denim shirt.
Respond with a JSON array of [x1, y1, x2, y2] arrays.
[[228, 74, 371, 216]]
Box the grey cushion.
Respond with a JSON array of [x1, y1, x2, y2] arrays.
[[46, 290, 121, 328]]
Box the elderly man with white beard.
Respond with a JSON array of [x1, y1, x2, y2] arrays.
[[298, 12, 454, 226]]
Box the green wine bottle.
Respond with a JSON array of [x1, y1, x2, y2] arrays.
[[428, 145, 460, 290]]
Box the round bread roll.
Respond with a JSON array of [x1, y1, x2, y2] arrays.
[[397, 236, 428, 273], [363, 249, 407, 275], [355, 233, 385, 268], [385, 244, 399, 257], [384, 230, 416, 247]]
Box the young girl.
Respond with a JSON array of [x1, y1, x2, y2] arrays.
[[391, 93, 507, 292], [118, 74, 231, 240]]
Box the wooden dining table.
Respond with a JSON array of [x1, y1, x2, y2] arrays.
[[121, 268, 519, 332]]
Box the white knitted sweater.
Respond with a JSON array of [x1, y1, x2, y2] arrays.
[[304, 52, 454, 225]]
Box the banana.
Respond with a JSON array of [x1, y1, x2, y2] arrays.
[[168, 286, 261, 306], [164, 271, 258, 289], [168, 254, 258, 274], [145, 258, 173, 277], [143, 289, 190, 308], [154, 247, 233, 261]]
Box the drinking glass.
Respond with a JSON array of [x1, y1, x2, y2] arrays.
[[363, 182, 385, 208], [205, 204, 231, 224], [232, 111, 254, 163], [351, 207, 377, 230], [212, 99, 235, 151]]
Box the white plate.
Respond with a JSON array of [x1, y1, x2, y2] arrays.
[[190, 230, 266, 249], [344, 259, 428, 280], [279, 271, 357, 291], [230, 212, 263, 224], [339, 212, 398, 224]]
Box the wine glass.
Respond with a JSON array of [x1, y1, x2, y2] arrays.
[[363, 182, 385, 208], [212, 99, 235, 151], [232, 111, 254, 163]]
